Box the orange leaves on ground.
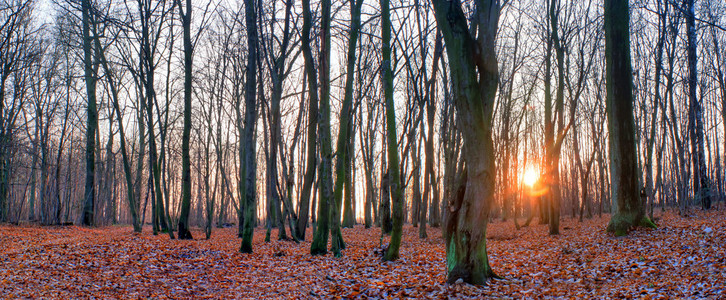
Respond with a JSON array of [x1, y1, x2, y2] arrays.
[[0, 210, 725, 298]]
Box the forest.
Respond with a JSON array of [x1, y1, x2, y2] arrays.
[[0, 0, 725, 298]]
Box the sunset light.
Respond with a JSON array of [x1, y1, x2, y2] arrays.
[[523, 166, 540, 187], [3, 0, 718, 297]]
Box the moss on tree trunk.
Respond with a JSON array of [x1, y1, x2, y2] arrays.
[[432, 0, 500, 285], [604, 0, 656, 235]]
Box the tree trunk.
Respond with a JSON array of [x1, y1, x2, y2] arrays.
[[380, 168, 392, 233], [361, 101, 377, 229], [686, 0, 711, 210], [239, 0, 259, 253], [432, 0, 500, 285], [137, 97, 148, 232], [95, 30, 141, 232], [380, 0, 403, 262], [545, 0, 567, 235], [176, 0, 194, 240], [336, 0, 363, 234], [420, 23, 442, 238], [646, 0, 667, 220], [342, 129, 355, 228], [28, 132, 38, 221], [604, 0, 656, 235], [310, 0, 337, 256], [296, 0, 320, 241], [81, 0, 97, 227], [412, 148, 421, 228]]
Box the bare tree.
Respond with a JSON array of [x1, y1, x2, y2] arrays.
[[239, 0, 259, 253], [295, 0, 319, 242], [604, 0, 656, 235], [310, 0, 336, 257], [80, 0, 98, 226], [431, 0, 502, 284]]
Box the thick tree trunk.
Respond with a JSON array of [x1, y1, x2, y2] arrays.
[[432, 0, 500, 285], [604, 0, 656, 235]]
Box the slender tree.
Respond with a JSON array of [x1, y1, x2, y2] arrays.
[[240, 0, 259, 253], [93, 22, 142, 232], [310, 0, 336, 257], [261, 0, 295, 241], [381, 0, 403, 262], [332, 0, 363, 246], [686, 0, 711, 209], [0, 1, 34, 222], [296, 0, 319, 241], [543, 0, 570, 235], [339, 0, 362, 230], [420, 31, 443, 239], [175, 0, 193, 239], [81, 0, 97, 226]]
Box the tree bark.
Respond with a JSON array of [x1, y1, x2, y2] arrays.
[[310, 0, 337, 257], [81, 0, 97, 227], [296, 0, 320, 241], [381, 0, 403, 262], [240, 0, 259, 253], [336, 0, 363, 235], [432, 0, 500, 285], [604, 0, 656, 235], [94, 28, 141, 232], [176, 0, 193, 240], [686, 0, 711, 210]]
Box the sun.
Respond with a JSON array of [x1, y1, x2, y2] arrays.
[[523, 166, 539, 187]]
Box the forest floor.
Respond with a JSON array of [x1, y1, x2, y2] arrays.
[[1, 210, 725, 299]]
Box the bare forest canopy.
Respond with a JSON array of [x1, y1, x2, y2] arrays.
[[0, 0, 725, 293]]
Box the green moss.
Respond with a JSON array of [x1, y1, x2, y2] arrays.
[[310, 229, 328, 256], [606, 213, 631, 236], [446, 238, 456, 272], [445, 234, 498, 285], [639, 216, 657, 229], [607, 212, 656, 236]]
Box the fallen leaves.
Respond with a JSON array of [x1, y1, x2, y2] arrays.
[[0, 210, 724, 298]]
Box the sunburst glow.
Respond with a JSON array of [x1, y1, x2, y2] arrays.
[[523, 166, 540, 187]]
